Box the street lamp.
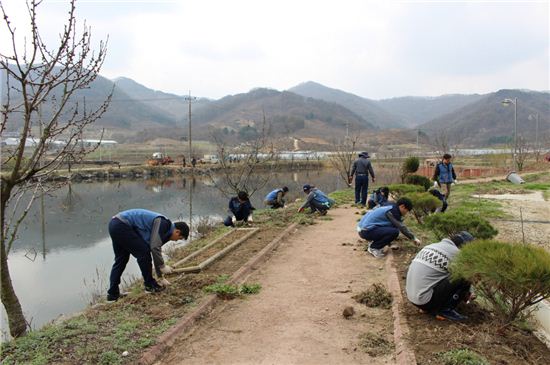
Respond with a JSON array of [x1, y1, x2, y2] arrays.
[[501, 97, 517, 170]]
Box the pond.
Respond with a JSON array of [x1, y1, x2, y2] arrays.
[[1, 167, 399, 338]]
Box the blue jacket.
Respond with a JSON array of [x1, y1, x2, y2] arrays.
[[117, 209, 174, 244], [434, 162, 456, 184], [265, 189, 282, 201], [371, 189, 389, 206]]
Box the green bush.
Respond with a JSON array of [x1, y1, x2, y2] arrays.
[[450, 240, 550, 323], [404, 174, 431, 191], [423, 210, 498, 240], [440, 348, 489, 365], [401, 156, 420, 182], [387, 184, 425, 199], [404, 192, 440, 224]]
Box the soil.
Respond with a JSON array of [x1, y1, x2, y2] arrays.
[[155, 206, 396, 365], [391, 187, 550, 365]]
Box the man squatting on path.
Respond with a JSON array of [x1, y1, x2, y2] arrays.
[[406, 231, 475, 321], [433, 153, 457, 200], [349, 151, 376, 207], [264, 186, 289, 209], [298, 184, 334, 215], [357, 198, 421, 258], [107, 209, 189, 302]]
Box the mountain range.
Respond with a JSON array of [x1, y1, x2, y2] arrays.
[[2, 69, 549, 147]]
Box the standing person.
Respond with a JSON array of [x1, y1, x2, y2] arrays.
[[191, 157, 197, 168], [357, 198, 421, 258], [367, 186, 390, 209], [264, 186, 289, 209], [405, 231, 475, 321], [349, 152, 376, 207], [433, 153, 457, 199], [224, 191, 255, 227], [107, 209, 189, 302], [298, 184, 334, 215]]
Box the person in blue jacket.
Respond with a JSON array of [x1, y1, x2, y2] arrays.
[[264, 186, 289, 209], [357, 198, 421, 258], [107, 209, 189, 302], [367, 186, 390, 209], [433, 153, 457, 199], [224, 191, 255, 226], [298, 184, 334, 215]]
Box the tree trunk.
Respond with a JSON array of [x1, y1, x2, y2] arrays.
[[1, 191, 28, 338]]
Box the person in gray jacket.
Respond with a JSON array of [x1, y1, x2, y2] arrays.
[[349, 152, 376, 206], [298, 184, 334, 215], [405, 231, 475, 321]]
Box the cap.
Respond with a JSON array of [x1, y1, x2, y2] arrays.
[[450, 231, 474, 248], [282, 186, 289, 192], [360, 151, 370, 158], [303, 184, 312, 192]]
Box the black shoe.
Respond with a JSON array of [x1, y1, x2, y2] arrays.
[[435, 308, 468, 321], [319, 209, 328, 216], [106, 291, 129, 303], [144, 284, 165, 294]]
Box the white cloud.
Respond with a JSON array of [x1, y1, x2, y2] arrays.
[[2, 0, 548, 99]]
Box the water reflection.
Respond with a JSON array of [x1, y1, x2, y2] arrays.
[[2, 167, 398, 336]]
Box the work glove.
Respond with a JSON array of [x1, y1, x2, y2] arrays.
[[298, 207, 304, 213], [247, 215, 254, 223], [433, 181, 439, 188], [348, 176, 353, 185], [159, 277, 171, 286], [231, 216, 237, 225], [453, 179, 458, 184], [160, 265, 173, 275], [413, 238, 421, 246]]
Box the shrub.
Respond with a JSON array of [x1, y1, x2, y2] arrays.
[[404, 192, 440, 224], [440, 349, 489, 365], [423, 210, 498, 240], [401, 156, 420, 182], [387, 184, 425, 199], [404, 174, 431, 191], [450, 240, 550, 323]]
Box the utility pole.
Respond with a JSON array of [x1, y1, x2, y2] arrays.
[[416, 129, 420, 149], [185, 91, 197, 241]]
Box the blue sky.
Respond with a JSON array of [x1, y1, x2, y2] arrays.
[[1, 0, 548, 99]]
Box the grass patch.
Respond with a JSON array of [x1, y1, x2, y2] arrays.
[[439, 348, 489, 365], [203, 275, 262, 299], [353, 283, 392, 309], [358, 332, 394, 357]]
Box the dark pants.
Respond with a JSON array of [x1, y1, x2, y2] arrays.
[[107, 218, 157, 297], [223, 205, 252, 226], [358, 226, 399, 249], [265, 199, 285, 209], [355, 175, 369, 205], [308, 200, 329, 214], [414, 277, 471, 314]]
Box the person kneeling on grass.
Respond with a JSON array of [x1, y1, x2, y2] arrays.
[[356, 197, 421, 258], [264, 186, 289, 209], [224, 191, 255, 227], [298, 184, 334, 215], [107, 209, 189, 302], [405, 231, 475, 321], [429, 187, 448, 213]]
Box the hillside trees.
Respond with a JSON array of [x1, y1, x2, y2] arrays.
[[0, 0, 111, 337]]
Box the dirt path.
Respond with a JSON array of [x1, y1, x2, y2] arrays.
[[156, 206, 395, 365]]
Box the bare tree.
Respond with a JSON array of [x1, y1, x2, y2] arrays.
[[328, 133, 360, 185], [515, 135, 529, 172], [1, 0, 110, 337], [433, 129, 450, 154], [207, 112, 279, 198]]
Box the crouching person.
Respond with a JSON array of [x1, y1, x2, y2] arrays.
[[367, 186, 390, 209], [107, 209, 189, 302], [264, 186, 289, 209], [429, 188, 448, 213], [405, 231, 475, 321], [224, 191, 255, 227], [357, 198, 421, 258], [298, 184, 334, 215]]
